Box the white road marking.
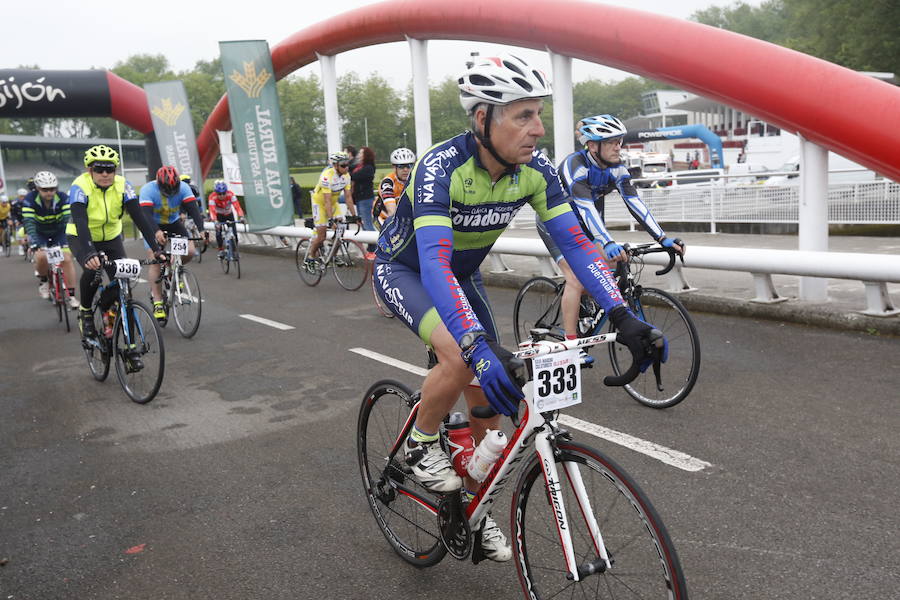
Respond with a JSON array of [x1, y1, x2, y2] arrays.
[[350, 347, 712, 472], [239, 314, 295, 330], [557, 415, 713, 472], [349, 348, 429, 376]]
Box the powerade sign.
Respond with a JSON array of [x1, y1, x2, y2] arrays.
[[0, 70, 110, 117], [624, 130, 684, 143]]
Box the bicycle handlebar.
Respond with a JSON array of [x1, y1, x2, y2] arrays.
[[469, 329, 662, 419], [623, 242, 684, 276]]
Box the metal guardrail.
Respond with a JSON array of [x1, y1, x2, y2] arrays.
[[207, 221, 900, 317]]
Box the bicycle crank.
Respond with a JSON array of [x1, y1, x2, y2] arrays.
[[437, 493, 471, 560]]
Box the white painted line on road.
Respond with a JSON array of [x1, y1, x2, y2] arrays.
[[349, 348, 429, 376], [351, 347, 712, 473], [239, 314, 295, 330], [557, 415, 713, 472]]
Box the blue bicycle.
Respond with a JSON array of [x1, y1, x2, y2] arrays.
[[81, 255, 166, 404], [513, 243, 700, 408]]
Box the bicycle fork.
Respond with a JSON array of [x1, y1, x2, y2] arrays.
[[534, 432, 612, 581]]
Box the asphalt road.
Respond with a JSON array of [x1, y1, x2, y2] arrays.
[[1, 243, 898, 599]]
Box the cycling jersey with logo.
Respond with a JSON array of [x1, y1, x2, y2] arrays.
[[559, 149, 664, 245], [311, 166, 351, 204], [375, 131, 623, 343], [208, 190, 244, 218], [139, 181, 197, 225], [376, 172, 406, 225]]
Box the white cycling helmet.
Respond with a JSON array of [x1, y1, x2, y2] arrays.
[[390, 148, 416, 165], [458, 54, 552, 114], [17, 188, 28, 196], [33, 171, 58, 189], [578, 114, 627, 145], [329, 151, 350, 165]]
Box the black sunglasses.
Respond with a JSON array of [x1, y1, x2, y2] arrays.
[[396, 163, 413, 169], [337, 163, 349, 168], [38, 187, 58, 193], [91, 165, 116, 174]]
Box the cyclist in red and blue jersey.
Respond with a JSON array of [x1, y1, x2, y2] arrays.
[[140, 165, 205, 321], [373, 54, 666, 562], [536, 114, 685, 348]]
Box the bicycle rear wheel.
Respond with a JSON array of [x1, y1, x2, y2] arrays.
[[172, 267, 202, 338], [357, 380, 447, 568], [512, 276, 565, 345], [82, 304, 110, 381], [333, 240, 367, 291], [113, 301, 165, 404], [608, 287, 700, 408], [295, 239, 323, 286], [512, 441, 688, 600]]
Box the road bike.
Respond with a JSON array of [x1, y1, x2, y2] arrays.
[[295, 215, 367, 290], [358, 330, 687, 599], [513, 243, 700, 408], [217, 220, 241, 278], [80, 254, 166, 404], [45, 245, 71, 333], [152, 235, 203, 338]]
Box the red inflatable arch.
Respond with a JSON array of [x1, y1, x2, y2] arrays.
[[197, 0, 900, 181]]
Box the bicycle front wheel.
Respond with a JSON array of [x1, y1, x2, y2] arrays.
[[113, 301, 165, 404], [172, 267, 202, 338], [512, 441, 688, 600], [233, 244, 241, 279], [609, 287, 700, 408], [333, 240, 367, 291], [512, 276, 565, 345], [357, 380, 447, 568], [295, 239, 323, 286]]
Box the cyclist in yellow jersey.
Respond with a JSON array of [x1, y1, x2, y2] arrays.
[[66, 144, 165, 339], [0, 195, 11, 249], [307, 151, 356, 261]]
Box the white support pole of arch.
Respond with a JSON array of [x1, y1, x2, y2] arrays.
[[798, 133, 829, 302], [407, 37, 432, 155], [549, 50, 574, 165], [318, 53, 341, 153]]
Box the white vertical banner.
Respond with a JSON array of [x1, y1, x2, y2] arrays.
[[217, 129, 244, 196]]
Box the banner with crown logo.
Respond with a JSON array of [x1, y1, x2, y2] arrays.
[[144, 80, 203, 195], [219, 40, 293, 230]]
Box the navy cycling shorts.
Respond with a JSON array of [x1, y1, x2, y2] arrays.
[[372, 259, 499, 347]]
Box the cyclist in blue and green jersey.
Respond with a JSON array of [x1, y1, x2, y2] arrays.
[[66, 145, 165, 339], [22, 170, 79, 308], [373, 54, 666, 562], [140, 165, 205, 320]]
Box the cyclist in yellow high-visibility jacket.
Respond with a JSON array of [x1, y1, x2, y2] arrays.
[[66, 144, 165, 339]]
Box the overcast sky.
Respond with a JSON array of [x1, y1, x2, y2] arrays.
[[5, 0, 759, 86]]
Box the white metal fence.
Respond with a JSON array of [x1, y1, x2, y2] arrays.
[[511, 181, 900, 228]]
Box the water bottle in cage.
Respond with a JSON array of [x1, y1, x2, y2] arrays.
[[467, 429, 507, 482], [446, 412, 475, 478]]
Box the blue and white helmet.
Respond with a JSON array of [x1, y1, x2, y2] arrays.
[[578, 114, 627, 145]]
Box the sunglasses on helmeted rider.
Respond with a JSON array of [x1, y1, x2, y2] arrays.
[[91, 165, 116, 174], [337, 163, 350, 168], [38, 187, 57, 193], [396, 164, 413, 169]]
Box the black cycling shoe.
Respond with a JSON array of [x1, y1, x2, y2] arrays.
[[123, 349, 144, 373], [79, 309, 96, 339]]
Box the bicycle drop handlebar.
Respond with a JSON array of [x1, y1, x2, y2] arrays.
[[469, 328, 663, 419], [623, 242, 684, 276]]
